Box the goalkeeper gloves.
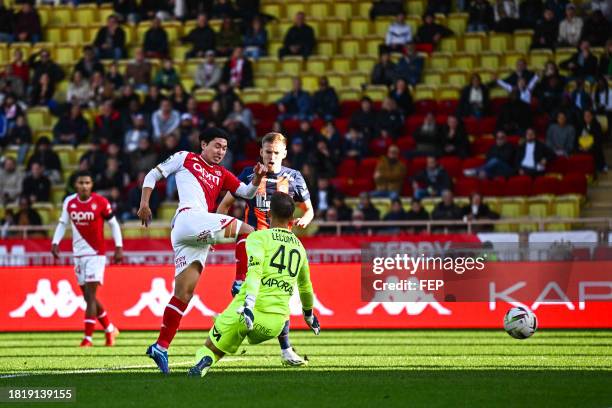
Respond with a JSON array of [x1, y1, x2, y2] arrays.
[[231, 280, 243, 297], [237, 294, 256, 331], [303, 309, 320, 335]]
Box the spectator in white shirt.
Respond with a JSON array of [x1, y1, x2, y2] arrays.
[[558, 3, 583, 46], [151, 99, 180, 142], [385, 12, 413, 52], [194, 50, 222, 90], [497, 74, 539, 104]]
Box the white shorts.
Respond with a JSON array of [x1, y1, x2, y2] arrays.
[[74, 255, 106, 286], [171, 208, 242, 276]]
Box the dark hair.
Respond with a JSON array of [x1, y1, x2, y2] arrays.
[[270, 192, 295, 221], [74, 170, 93, 181], [200, 127, 230, 143]]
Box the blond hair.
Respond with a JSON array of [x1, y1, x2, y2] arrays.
[[261, 132, 288, 147]]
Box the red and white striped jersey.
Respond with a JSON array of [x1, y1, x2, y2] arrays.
[[58, 193, 114, 256], [155, 151, 241, 212]]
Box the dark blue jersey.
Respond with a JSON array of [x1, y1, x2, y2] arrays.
[[234, 166, 310, 229]]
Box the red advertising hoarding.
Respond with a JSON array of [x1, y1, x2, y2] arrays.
[[2, 264, 611, 331]]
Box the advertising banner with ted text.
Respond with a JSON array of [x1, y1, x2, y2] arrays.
[[2, 264, 611, 331]]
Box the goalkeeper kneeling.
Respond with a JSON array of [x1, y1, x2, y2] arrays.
[[188, 192, 321, 377]]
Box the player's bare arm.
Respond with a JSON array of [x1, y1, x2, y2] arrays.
[[216, 192, 236, 215], [138, 185, 155, 227], [294, 199, 315, 228], [51, 242, 60, 259]]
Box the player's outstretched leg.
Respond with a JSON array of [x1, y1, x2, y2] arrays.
[[96, 300, 119, 346], [278, 320, 307, 366], [231, 234, 249, 296], [188, 338, 225, 378], [147, 262, 201, 374], [80, 283, 99, 347]]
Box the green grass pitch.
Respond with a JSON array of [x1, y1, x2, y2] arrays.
[[1, 330, 611, 407]]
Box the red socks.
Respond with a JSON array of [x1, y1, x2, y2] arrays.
[[156, 296, 188, 349], [84, 315, 96, 341], [235, 234, 249, 281]]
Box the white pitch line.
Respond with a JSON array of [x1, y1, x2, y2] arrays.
[[0, 358, 240, 379]]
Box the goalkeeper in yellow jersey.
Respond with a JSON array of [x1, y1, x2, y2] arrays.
[[188, 192, 320, 377]]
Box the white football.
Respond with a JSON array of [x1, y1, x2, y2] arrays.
[[503, 307, 537, 339]]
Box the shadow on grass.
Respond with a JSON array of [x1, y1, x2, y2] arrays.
[[2, 370, 611, 408]]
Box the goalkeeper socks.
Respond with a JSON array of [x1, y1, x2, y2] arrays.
[[156, 296, 188, 349], [84, 315, 96, 342], [277, 320, 292, 350], [235, 234, 249, 281]]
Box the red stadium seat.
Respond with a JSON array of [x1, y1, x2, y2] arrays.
[[234, 160, 256, 174], [463, 117, 496, 136], [335, 118, 349, 135], [567, 154, 595, 174], [480, 177, 505, 196], [436, 99, 459, 116], [547, 156, 569, 173], [559, 173, 587, 195], [361, 157, 379, 176], [532, 176, 561, 195], [415, 99, 438, 115], [439, 156, 462, 178], [340, 100, 361, 117], [504, 175, 533, 196], [454, 177, 480, 196], [471, 136, 495, 155], [490, 97, 508, 115], [396, 136, 416, 152], [311, 118, 325, 132], [244, 141, 260, 160], [338, 158, 358, 177], [461, 156, 486, 170], [407, 156, 427, 177], [256, 120, 275, 137], [247, 103, 276, 118], [368, 137, 392, 157], [406, 115, 425, 135], [282, 119, 301, 135]]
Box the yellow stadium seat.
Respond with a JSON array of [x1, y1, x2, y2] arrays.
[[331, 56, 354, 73], [483, 197, 500, 213], [9, 43, 32, 60], [479, 52, 500, 70], [424, 70, 443, 86], [488, 33, 511, 53], [32, 203, 54, 224], [326, 72, 345, 89], [194, 89, 215, 102], [447, 13, 468, 35], [513, 30, 533, 52], [98, 7, 115, 24], [355, 55, 377, 73], [474, 69, 495, 84], [306, 56, 329, 75], [65, 27, 88, 45], [346, 71, 368, 88], [414, 85, 436, 100], [440, 37, 459, 52], [53, 146, 75, 167], [278, 56, 302, 75], [37, 6, 51, 27], [254, 75, 273, 88], [136, 22, 152, 44], [269, 40, 284, 57], [338, 37, 363, 57], [123, 24, 136, 46], [499, 197, 527, 217], [555, 47, 575, 68], [333, 2, 354, 18], [51, 185, 66, 205], [159, 202, 178, 221], [0, 45, 7, 65], [317, 40, 336, 56], [463, 33, 485, 53], [48, 7, 73, 26], [265, 88, 286, 104], [429, 52, 451, 70], [337, 87, 361, 101], [527, 198, 552, 217], [437, 85, 460, 100], [349, 19, 371, 37], [323, 19, 346, 40], [254, 57, 278, 75], [309, 2, 331, 19], [373, 18, 393, 37], [55, 45, 75, 65], [27, 108, 50, 130], [73, 6, 97, 26], [357, 2, 371, 18], [285, 3, 305, 19], [301, 74, 319, 92], [598, 114, 608, 133], [44, 27, 64, 44], [364, 85, 388, 101], [421, 198, 440, 214], [365, 36, 382, 57], [553, 197, 580, 218], [452, 53, 475, 70], [274, 74, 294, 90], [445, 69, 469, 87], [262, 3, 284, 19], [407, 0, 425, 16], [528, 50, 554, 69], [171, 44, 191, 61], [502, 52, 525, 70]]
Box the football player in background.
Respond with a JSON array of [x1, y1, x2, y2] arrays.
[[216, 132, 315, 366], [189, 192, 320, 378], [51, 171, 123, 347]]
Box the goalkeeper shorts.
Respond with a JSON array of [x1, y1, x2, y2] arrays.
[[209, 306, 286, 355]]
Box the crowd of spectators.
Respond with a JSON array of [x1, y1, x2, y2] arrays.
[[0, 0, 610, 234]]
